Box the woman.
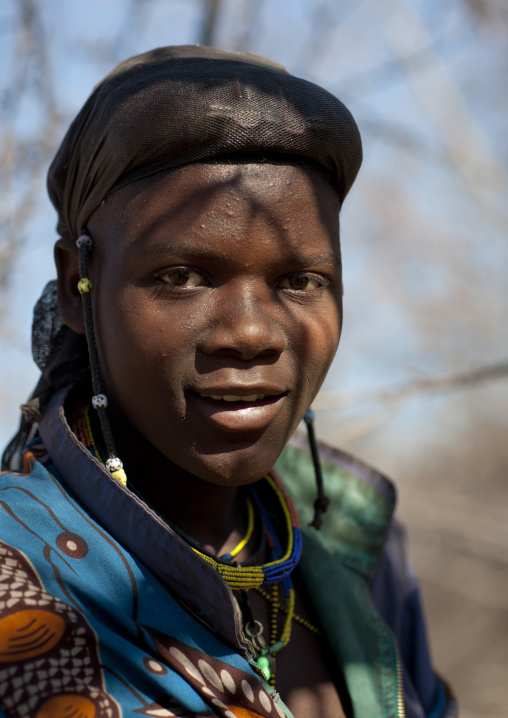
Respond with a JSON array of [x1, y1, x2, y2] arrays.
[[0, 46, 456, 718]]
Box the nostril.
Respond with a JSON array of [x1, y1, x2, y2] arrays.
[[200, 316, 286, 360], [209, 345, 282, 360]]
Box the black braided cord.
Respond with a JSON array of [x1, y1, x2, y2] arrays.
[[78, 241, 120, 464]]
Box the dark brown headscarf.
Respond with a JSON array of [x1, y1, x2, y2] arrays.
[[47, 45, 362, 239]]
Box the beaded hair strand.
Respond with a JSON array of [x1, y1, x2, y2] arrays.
[[75, 234, 127, 485], [304, 410, 329, 530]]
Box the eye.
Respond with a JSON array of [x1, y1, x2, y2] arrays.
[[279, 272, 325, 292], [156, 267, 206, 288]]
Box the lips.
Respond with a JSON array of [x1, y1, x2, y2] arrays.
[[199, 393, 278, 402], [188, 388, 288, 433]]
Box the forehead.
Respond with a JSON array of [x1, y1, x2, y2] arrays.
[[87, 161, 341, 255]]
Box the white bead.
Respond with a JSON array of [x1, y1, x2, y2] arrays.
[[92, 394, 108, 409], [106, 457, 123, 473], [76, 234, 93, 249]]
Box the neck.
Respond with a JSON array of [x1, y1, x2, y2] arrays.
[[107, 403, 249, 556]]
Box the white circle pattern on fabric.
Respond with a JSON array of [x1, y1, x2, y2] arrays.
[[198, 660, 223, 691], [259, 690, 272, 712], [146, 659, 165, 673], [224, 711, 237, 718], [241, 679, 254, 703], [169, 647, 205, 685], [221, 669, 236, 694], [201, 686, 216, 698], [211, 698, 228, 710]]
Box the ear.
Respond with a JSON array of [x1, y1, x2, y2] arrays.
[[54, 237, 86, 335]]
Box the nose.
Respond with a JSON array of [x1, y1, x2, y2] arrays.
[[200, 282, 286, 361]]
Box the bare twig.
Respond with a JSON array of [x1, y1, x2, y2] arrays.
[[0, 0, 60, 306], [200, 0, 222, 46], [314, 361, 508, 411], [232, 0, 265, 53]]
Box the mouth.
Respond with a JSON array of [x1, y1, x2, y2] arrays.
[[198, 392, 284, 403], [188, 388, 288, 433]]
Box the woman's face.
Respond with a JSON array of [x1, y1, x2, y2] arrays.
[[85, 162, 342, 486]]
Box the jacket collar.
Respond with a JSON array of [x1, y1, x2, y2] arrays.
[[38, 384, 251, 658], [278, 432, 396, 579]]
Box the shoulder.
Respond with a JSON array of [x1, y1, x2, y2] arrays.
[[275, 434, 396, 576]]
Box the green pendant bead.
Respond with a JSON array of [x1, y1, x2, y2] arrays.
[[256, 655, 271, 681]]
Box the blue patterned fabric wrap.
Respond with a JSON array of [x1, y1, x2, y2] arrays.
[[0, 452, 291, 718]]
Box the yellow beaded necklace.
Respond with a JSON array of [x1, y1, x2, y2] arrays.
[[189, 474, 302, 591]]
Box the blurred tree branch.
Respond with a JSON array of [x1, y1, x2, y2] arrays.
[[0, 0, 60, 308], [315, 360, 508, 443], [375, 0, 508, 223], [315, 360, 508, 411], [232, 0, 265, 53], [200, 0, 222, 46], [463, 0, 508, 32]]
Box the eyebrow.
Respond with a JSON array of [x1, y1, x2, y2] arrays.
[[134, 243, 341, 267], [300, 251, 342, 267], [134, 242, 223, 260]]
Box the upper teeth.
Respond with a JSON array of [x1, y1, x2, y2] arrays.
[[203, 394, 267, 402]]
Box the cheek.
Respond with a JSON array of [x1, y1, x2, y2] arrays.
[[93, 285, 193, 406], [293, 300, 342, 390]]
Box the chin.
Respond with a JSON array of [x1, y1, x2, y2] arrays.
[[184, 439, 286, 487]]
